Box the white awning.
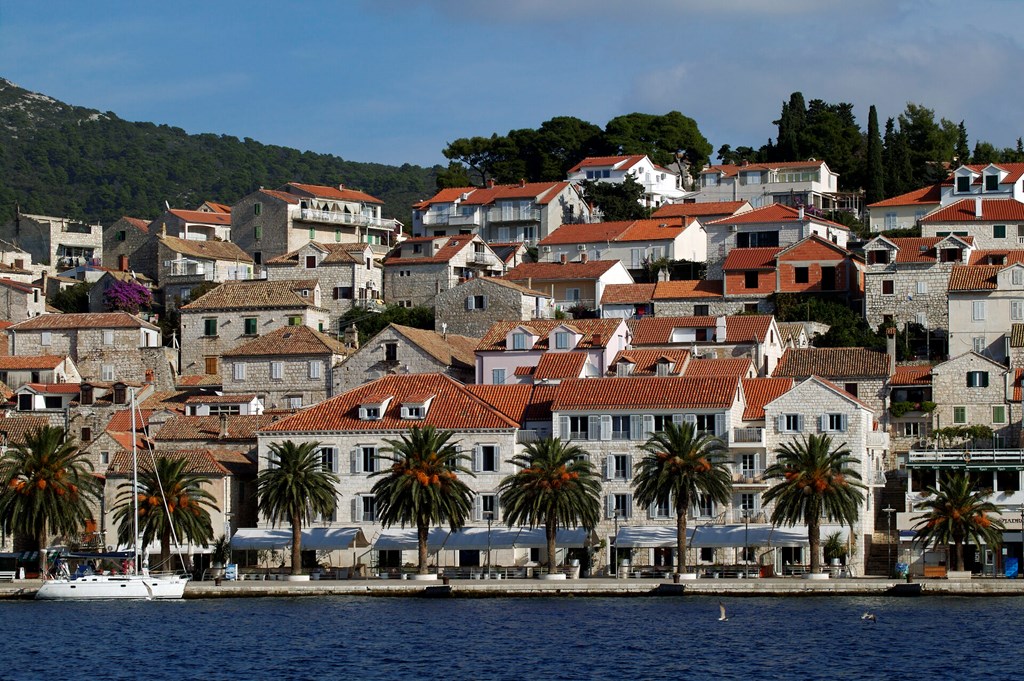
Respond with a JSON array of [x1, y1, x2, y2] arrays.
[[509, 528, 591, 549], [442, 527, 526, 550], [230, 528, 292, 550], [616, 526, 689, 548], [374, 528, 451, 552], [616, 525, 848, 548], [302, 528, 370, 551]]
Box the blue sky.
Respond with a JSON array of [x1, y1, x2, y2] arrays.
[[2, 1, 1023, 168]]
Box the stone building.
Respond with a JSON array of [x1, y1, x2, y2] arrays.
[[222, 325, 349, 409], [231, 183, 400, 268], [332, 324, 477, 394], [862, 235, 973, 332], [920, 198, 1024, 251], [0, 211, 104, 269], [771, 346, 893, 417], [382, 234, 505, 308], [265, 241, 381, 333], [433, 277, 553, 338], [929, 352, 1015, 446], [178, 279, 330, 378], [947, 260, 1024, 362], [888, 364, 933, 453], [0, 354, 81, 389], [0, 277, 45, 321], [103, 217, 155, 276], [628, 315, 784, 376], [6, 312, 168, 386], [147, 207, 232, 242], [503, 259, 633, 315], [156, 235, 253, 311]]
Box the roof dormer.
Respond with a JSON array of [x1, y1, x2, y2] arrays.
[[982, 164, 1007, 193], [953, 166, 980, 194], [614, 357, 635, 377], [998, 263, 1024, 289], [507, 325, 537, 351], [549, 324, 580, 351], [400, 392, 435, 420], [358, 394, 393, 420]]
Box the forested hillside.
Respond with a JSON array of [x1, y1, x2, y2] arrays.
[[0, 78, 439, 226]]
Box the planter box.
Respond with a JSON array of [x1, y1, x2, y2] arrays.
[[408, 573, 438, 581], [802, 572, 830, 580], [285, 574, 310, 582], [538, 573, 567, 580], [678, 573, 698, 581], [947, 570, 972, 580]]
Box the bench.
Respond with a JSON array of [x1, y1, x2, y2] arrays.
[[0, 571, 16, 582], [923, 566, 947, 579]]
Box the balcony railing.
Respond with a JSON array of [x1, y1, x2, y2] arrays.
[[467, 251, 497, 267], [487, 207, 542, 223], [731, 468, 765, 484], [517, 429, 541, 444], [731, 510, 767, 524], [298, 208, 398, 231], [908, 447, 1024, 466], [731, 427, 765, 445], [421, 211, 482, 227], [866, 431, 890, 449], [554, 299, 595, 311]]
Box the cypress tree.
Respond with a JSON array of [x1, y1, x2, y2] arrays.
[[865, 105, 885, 205]]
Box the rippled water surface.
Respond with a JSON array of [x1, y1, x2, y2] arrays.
[[3, 595, 1022, 680]]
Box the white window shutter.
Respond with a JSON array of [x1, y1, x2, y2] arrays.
[[684, 413, 697, 427], [588, 415, 600, 440], [350, 449, 359, 474], [472, 446, 482, 473], [465, 297, 474, 310], [624, 494, 633, 519], [351, 498, 359, 522], [473, 495, 483, 522], [606, 495, 615, 519], [840, 414, 848, 432], [819, 415, 827, 432], [605, 455, 615, 480], [559, 416, 570, 440], [630, 415, 643, 440], [600, 415, 612, 441], [625, 454, 633, 481], [796, 415, 804, 432], [672, 413, 684, 426], [494, 445, 501, 469], [715, 413, 726, 437], [358, 407, 367, 420], [777, 415, 785, 432], [643, 414, 655, 437], [482, 295, 488, 310]]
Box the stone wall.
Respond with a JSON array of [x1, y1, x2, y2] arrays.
[[863, 263, 952, 331], [383, 262, 452, 308], [231, 193, 293, 265], [11, 327, 161, 384], [654, 297, 773, 317], [103, 219, 156, 279], [434, 278, 540, 338], [332, 326, 472, 393], [706, 224, 805, 279], [222, 352, 343, 409], [931, 353, 1016, 443]]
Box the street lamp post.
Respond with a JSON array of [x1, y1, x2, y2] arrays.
[[742, 511, 750, 574], [484, 510, 494, 579], [883, 506, 896, 578], [612, 510, 620, 576]]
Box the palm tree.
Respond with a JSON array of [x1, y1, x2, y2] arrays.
[[762, 434, 865, 574], [632, 422, 731, 575], [0, 426, 98, 573], [371, 426, 474, 575], [257, 440, 339, 576], [112, 455, 218, 571], [912, 471, 1004, 572], [498, 437, 601, 573]]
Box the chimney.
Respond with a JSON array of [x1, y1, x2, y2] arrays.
[[579, 252, 588, 264], [519, 178, 526, 188], [658, 267, 669, 283], [886, 326, 897, 370], [797, 206, 805, 221], [975, 197, 983, 219], [592, 333, 602, 346], [219, 413, 228, 439], [560, 253, 568, 265], [338, 183, 346, 191], [118, 255, 129, 272], [741, 159, 749, 167], [715, 315, 727, 343], [161, 222, 167, 237], [344, 323, 359, 350], [487, 178, 496, 189]]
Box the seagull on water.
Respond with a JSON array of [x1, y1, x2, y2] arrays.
[[718, 602, 729, 621], [861, 611, 877, 623]]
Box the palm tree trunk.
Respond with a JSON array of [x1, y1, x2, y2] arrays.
[[546, 517, 558, 573], [676, 511, 688, 575], [808, 514, 821, 574], [291, 509, 302, 576], [954, 539, 964, 572], [417, 518, 429, 575], [37, 525, 48, 575]]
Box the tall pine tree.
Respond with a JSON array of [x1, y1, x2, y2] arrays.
[[883, 118, 914, 198], [865, 105, 885, 205]]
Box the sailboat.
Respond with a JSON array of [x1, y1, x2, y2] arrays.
[[35, 390, 189, 600]]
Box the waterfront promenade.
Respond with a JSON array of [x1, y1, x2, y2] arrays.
[[3, 575, 1024, 599]]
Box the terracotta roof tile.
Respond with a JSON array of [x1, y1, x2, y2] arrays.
[[266, 242, 366, 267], [741, 377, 794, 420], [107, 449, 230, 476], [551, 376, 738, 411], [940, 163, 1024, 186], [707, 203, 849, 231], [384, 235, 479, 266], [504, 260, 620, 281], [968, 249, 1024, 266], [460, 181, 570, 206], [948, 265, 1000, 291], [224, 325, 348, 358], [106, 409, 155, 433], [121, 217, 151, 232], [1011, 324, 1024, 348], [154, 414, 283, 441], [923, 199, 1024, 223], [21, 382, 81, 394], [777, 323, 807, 343], [867, 184, 943, 208], [167, 209, 232, 226], [260, 374, 518, 433], [722, 247, 782, 270], [286, 182, 384, 204], [181, 280, 320, 311], [651, 280, 723, 299], [609, 349, 690, 376], [388, 324, 478, 368], [477, 319, 624, 352], [464, 384, 535, 422], [601, 283, 656, 305], [176, 375, 223, 388], [533, 352, 588, 380], [10, 312, 158, 331], [159, 235, 252, 263], [259, 189, 301, 205], [466, 277, 550, 298], [684, 358, 754, 378], [773, 348, 892, 379], [892, 365, 932, 386], [0, 415, 53, 445], [0, 278, 40, 294], [1014, 369, 1023, 403], [538, 219, 686, 246], [651, 201, 748, 218], [702, 160, 826, 177], [0, 355, 66, 370], [184, 394, 258, 404], [567, 155, 646, 173]]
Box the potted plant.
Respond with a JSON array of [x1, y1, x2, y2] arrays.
[[823, 531, 847, 568], [210, 534, 230, 581]]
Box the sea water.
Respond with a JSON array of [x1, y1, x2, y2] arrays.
[[3, 596, 1022, 680]]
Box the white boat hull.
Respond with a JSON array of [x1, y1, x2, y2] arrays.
[[35, 574, 188, 600]]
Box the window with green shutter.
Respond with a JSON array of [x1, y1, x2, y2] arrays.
[[204, 318, 217, 336], [244, 317, 257, 335]]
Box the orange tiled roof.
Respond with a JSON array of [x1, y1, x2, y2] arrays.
[[923, 199, 1024, 223], [265, 242, 364, 267], [0, 355, 66, 370], [948, 265, 1001, 291], [22, 382, 81, 394], [181, 279, 320, 311], [941, 163, 1024, 186], [684, 358, 754, 379], [892, 365, 932, 386], [741, 377, 794, 420], [121, 216, 151, 232], [707, 203, 849, 230], [551, 376, 738, 411], [702, 160, 826, 177], [1013, 368, 1023, 402], [477, 319, 624, 352], [154, 414, 284, 441], [106, 409, 156, 433], [0, 415, 54, 445], [158, 235, 252, 263], [968, 249, 1024, 266], [773, 348, 892, 379], [184, 394, 258, 404], [723, 247, 782, 270], [259, 374, 519, 433], [10, 312, 158, 331], [464, 384, 535, 422], [259, 189, 301, 205], [609, 349, 690, 376], [462, 181, 570, 206], [538, 219, 685, 246], [383, 235, 478, 266], [504, 260, 620, 281], [107, 449, 230, 476], [533, 352, 588, 380], [873, 237, 943, 264], [567, 155, 647, 173], [601, 283, 656, 305], [651, 201, 748, 218], [651, 279, 723, 299], [224, 325, 348, 358], [167, 209, 231, 226], [286, 182, 384, 205], [176, 375, 223, 388], [412, 187, 476, 210], [389, 324, 478, 368], [867, 184, 943, 208]]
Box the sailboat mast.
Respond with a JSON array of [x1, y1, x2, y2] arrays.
[[131, 388, 139, 575]]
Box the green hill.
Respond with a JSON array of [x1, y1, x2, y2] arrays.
[[0, 78, 439, 227]]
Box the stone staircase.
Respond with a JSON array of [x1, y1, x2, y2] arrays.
[[864, 473, 907, 576]]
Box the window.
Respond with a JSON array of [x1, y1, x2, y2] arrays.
[[358, 496, 377, 522], [882, 280, 894, 295], [606, 454, 631, 481], [466, 295, 487, 310], [966, 371, 989, 388], [492, 368, 506, 385], [956, 176, 971, 193], [116, 230, 126, 242], [694, 304, 709, 316], [353, 446, 379, 474], [320, 447, 339, 473], [567, 415, 589, 440], [309, 228, 316, 239], [512, 333, 527, 350], [972, 301, 986, 321], [565, 288, 581, 302], [821, 413, 847, 432], [305, 255, 317, 269], [649, 498, 671, 520], [884, 212, 897, 229], [309, 361, 322, 379], [916, 312, 928, 327], [101, 364, 115, 381], [994, 224, 1006, 239], [986, 174, 999, 191], [900, 422, 921, 437], [1015, 269, 1024, 286], [254, 203, 262, 216], [844, 383, 859, 397], [254, 225, 263, 240], [744, 271, 759, 289], [475, 494, 499, 522], [953, 406, 967, 424], [779, 414, 803, 433], [100, 451, 110, 465], [997, 470, 1020, 492], [335, 229, 342, 243], [794, 267, 809, 284], [204, 318, 218, 336], [204, 357, 217, 375], [1013, 301, 1024, 321], [41, 331, 51, 346], [916, 281, 928, 295], [993, 405, 1007, 424], [611, 415, 631, 440], [81, 427, 92, 442], [102, 330, 114, 346], [385, 343, 398, 362], [474, 445, 500, 473], [288, 396, 302, 409], [695, 413, 718, 435], [607, 493, 633, 520], [271, 362, 283, 380], [555, 332, 570, 350], [693, 495, 715, 518], [244, 317, 258, 335], [288, 316, 301, 326], [973, 336, 987, 354], [233, 363, 246, 381], [334, 286, 353, 300]]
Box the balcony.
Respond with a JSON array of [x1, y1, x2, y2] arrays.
[[730, 510, 768, 524], [517, 429, 541, 444], [467, 251, 498, 267], [731, 427, 765, 447], [908, 447, 1024, 467], [421, 211, 482, 227], [731, 468, 766, 485], [554, 299, 596, 312], [166, 260, 215, 280], [866, 431, 890, 450], [298, 208, 399, 232], [487, 207, 541, 223]]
